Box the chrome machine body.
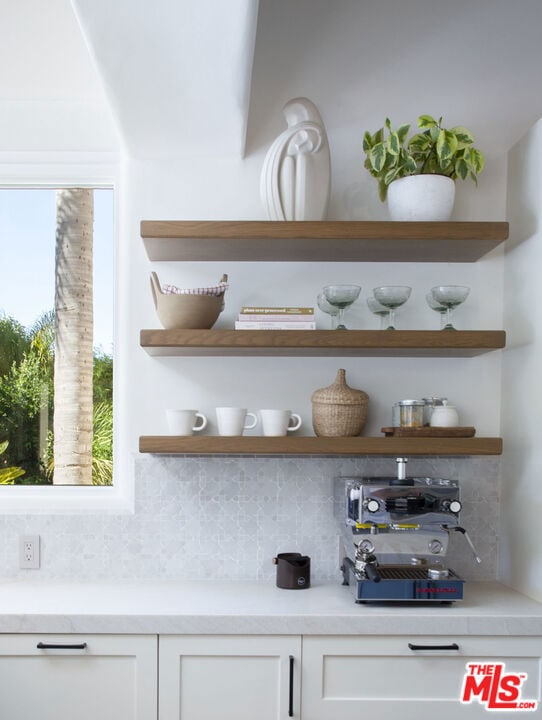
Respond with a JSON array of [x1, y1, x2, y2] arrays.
[[338, 458, 480, 603]]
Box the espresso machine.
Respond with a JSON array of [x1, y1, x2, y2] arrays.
[[337, 458, 481, 603]]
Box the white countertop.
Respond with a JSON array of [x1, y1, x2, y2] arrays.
[[0, 579, 541, 635]]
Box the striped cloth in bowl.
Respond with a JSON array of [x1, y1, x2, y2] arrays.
[[162, 277, 228, 297]]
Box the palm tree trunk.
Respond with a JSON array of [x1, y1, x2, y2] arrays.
[[53, 189, 94, 485]]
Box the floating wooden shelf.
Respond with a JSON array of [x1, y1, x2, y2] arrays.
[[141, 220, 508, 263], [140, 329, 506, 357], [140, 220, 507, 458], [139, 435, 503, 456]]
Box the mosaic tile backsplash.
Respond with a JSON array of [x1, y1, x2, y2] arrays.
[[0, 456, 500, 582]]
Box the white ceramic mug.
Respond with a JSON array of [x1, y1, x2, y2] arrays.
[[216, 407, 258, 436], [166, 409, 207, 436], [260, 409, 302, 437]]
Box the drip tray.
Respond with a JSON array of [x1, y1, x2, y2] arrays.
[[376, 566, 460, 581]]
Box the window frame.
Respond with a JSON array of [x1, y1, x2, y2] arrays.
[[0, 152, 131, 514]]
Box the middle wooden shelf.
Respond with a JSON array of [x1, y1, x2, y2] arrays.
[[140, 329, 506, 357]]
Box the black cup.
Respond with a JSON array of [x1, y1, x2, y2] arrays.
[[272, 552, 311, 589]]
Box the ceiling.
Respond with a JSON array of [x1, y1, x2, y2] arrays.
[[71, 0, 259, 157], [2, 0, 542, 159]]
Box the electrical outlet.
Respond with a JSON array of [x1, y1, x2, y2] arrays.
[[19, 535, 40, 569]]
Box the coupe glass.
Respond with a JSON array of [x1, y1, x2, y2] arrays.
[[367, 296, 389, 330], [322, 285, 361, 330], [372, 286, 412, 330], [430, 285, 470, 330], [317, 292, 339, 329], [425, 292, 448, 330]]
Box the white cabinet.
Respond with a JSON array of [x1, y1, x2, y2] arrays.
[[2, 630, 540, 719], [302, 635, 542, 719], [159, 634, 301, 719], [0, 634, 157, 720]]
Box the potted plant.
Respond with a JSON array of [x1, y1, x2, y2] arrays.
[[362, 115, 485, 220]]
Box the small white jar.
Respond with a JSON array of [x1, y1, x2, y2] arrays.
[[430, 400, 459, 427]]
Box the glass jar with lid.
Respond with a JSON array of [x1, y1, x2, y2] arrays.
[[393, 399, 425, 428]]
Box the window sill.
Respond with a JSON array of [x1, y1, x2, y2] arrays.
[[0, 484, 133, 515]]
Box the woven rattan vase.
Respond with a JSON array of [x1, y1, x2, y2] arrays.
[[311, 369, 369, 437]]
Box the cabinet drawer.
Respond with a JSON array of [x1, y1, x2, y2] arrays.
[[159, 634, 301, 720], [302, 635, 542, 720], [0, 634, 157, 720]]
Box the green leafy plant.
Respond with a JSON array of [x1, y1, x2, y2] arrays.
[[362, 115, 485, 201], [90, 400, 113, 486], [0, 309, 113, 486], [0, 440, 25, 484]]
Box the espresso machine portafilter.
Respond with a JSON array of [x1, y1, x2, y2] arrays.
[[337, 458, 480, 603]]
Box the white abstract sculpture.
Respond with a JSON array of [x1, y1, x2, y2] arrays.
[[260, 97, 331, 221]]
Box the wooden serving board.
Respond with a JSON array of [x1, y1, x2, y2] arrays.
[[381, 426, 476, 438]]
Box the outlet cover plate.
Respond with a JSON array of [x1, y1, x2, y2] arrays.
[[19, 534, 40, 569]]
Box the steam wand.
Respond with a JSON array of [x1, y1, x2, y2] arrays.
[[443, 525, 482, 564]]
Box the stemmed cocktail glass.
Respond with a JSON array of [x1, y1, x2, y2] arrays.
[[372, 286, 412, 330], [322, 285, 361, 330], [430, 285, 470, 330]]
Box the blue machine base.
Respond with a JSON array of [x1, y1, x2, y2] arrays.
[[354, 577, 464, 603], [342, 560, 465, 603]]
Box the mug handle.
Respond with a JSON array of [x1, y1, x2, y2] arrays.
[[193, 413, 207, 432], [287, 413, 302, 432], [243, 412, 258, 430]]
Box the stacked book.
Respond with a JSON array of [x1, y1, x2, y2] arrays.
[[235, 306, 316, 330]]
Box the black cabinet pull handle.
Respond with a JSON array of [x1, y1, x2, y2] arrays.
[[288, 655, 294, 717], [37, 642, 87, 650], [408, 642, 459, 651]]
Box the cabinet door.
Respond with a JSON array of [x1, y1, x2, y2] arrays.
[[159, 635, 301, 720], [0, 634, 157, 720], [302, 635, 542, 719]]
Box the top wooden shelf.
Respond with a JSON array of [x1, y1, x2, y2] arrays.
[[140, 220, 509, 263]]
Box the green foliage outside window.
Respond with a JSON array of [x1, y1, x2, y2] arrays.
[[0, 440, 25, 484], [0, 311, 113, 485]]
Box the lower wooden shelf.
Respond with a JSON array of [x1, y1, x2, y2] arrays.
[[139, 436, 502, 456]]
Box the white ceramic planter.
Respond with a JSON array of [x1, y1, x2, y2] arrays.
[[387, 174, 456, 221]]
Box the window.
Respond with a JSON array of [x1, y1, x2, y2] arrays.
[[0, 187, 114, 488]]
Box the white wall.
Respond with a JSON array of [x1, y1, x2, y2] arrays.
[[500, 119, 542, 602]]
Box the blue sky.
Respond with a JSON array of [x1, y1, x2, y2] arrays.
[[0, 188, 114, 353]]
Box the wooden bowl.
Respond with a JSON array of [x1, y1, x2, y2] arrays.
[[150, 272, 226, 330]]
